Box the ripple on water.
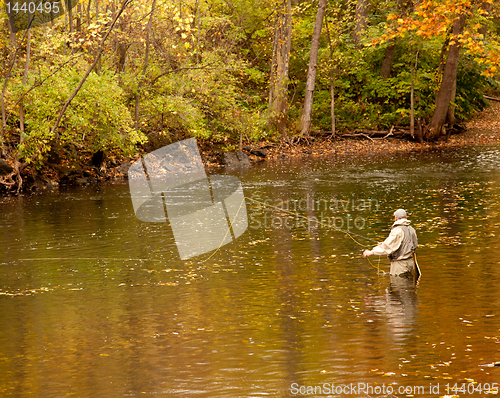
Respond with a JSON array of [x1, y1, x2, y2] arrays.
[[2, 146, 500, 396]]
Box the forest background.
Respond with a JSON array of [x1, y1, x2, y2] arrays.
[[0, 0, 500, 190]]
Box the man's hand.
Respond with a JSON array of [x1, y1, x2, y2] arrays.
[[363, 249, 372, 257]]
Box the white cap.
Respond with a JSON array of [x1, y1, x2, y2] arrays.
[[394, 209, 407, 219]]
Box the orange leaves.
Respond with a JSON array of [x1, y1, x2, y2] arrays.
[[369, 0, 500, 79], [374, 0, 490, 46], [386, 0, 475, 36]]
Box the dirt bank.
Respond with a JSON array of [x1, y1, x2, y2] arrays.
[[257, 102, 500, 162]]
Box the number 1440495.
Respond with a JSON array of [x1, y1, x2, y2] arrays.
[[5, 2, 60, 14]]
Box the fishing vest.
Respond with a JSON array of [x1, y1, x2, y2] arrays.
[[388, 224, 418, 261]]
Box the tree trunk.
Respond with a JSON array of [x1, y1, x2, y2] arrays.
[[479, 1, 491, 37], [95, 0, 101, 74], [268, 0, 292, 136], [410, 63, 415, 138], [115, 5, 129, 73], [330, 69, 335, 138], [299, 0, 328, 136], [426, 13, 467, 140], [15, 26, 31, 192], [416, 117, 424, 143], [19, 27, 31, 137], [1, 17, 20, 157], [86, 0, 91, 24], [67, 0, 74, 32], [116, 43, 128, 72], [446, 77, 457, 126], [324, 13, 336, 139], [380, 0, 413, 78], [196, 0, 201, 65], [437, 28, 452, 74], [66, 0, 75, 49], [134, 0, 156, 130], [410, 50, 419, 139], [353, 0, 369, 48], [76, 3, 82, 32], [380, 42, 396, 78], [6, 10, 17, 47]]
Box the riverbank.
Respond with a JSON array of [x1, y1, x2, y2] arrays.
[[2, 102, 499, 193], [254, 101, 500, 163]]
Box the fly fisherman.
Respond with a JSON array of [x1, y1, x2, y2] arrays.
[[363, 209, 418, 277]]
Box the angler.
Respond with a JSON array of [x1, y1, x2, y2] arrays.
[[363, 209, 418, 277]]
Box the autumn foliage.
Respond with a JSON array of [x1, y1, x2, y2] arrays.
[[0, 0, 499, 190]]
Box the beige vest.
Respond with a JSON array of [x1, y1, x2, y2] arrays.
[[388, 224, 418, 261]]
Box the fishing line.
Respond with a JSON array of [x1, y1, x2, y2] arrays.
[[18, 258, 165, 262], [246, 197, 376, 245], [200, 195, 247, 263], [19, 196, 386, 273], [244, 197, 385, 273]]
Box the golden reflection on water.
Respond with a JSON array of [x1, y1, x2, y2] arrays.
[[1, 147, 500, 396]]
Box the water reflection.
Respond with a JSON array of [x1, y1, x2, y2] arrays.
[[2, 146, 500, 396], [385, 276, 418, 342]]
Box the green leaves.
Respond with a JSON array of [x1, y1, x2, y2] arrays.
[[10, 66, 145, 165]]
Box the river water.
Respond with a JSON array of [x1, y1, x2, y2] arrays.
[[1, 145, 500, 397]]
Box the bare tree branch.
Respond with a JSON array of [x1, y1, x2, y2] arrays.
[[10, 54, 85, 115], [49, 0, 134, 139], [150, 63, 240, 84], [135, 0, 157, 130], [1, 18, 34, 156]]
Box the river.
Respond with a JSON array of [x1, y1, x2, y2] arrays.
[[1, 145, 500, 397]]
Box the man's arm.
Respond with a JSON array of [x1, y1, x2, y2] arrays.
[[363, 228, 404, 257]]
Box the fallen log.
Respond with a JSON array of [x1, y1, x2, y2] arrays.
[[343, 126, 408, 140], [484, 95, 500, 102], [343, 131, 396, 140], [343, 123, 465, 141]]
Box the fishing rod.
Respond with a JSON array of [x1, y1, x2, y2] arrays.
[[245, 197, 379, 245], [244, 196, 385, 273], [19, 196, 384, 271]]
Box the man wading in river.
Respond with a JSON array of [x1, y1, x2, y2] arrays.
[[363, 209, 418, 277]]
